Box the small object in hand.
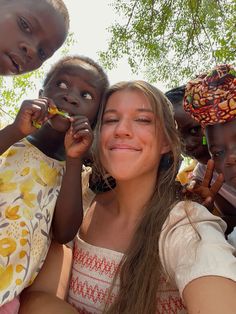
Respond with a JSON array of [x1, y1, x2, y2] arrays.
[[33, 107, 70, 128], [32, 120, 42, 129], [48, 107, 70, 118]]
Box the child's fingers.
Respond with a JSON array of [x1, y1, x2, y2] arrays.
[[31, 99, 49, 122], [70, 115, 90, 124], [209, 173, 224, 196], [71, 119, 92, 135], [73, 130, 93, 147], [201, 159, 214, 187]]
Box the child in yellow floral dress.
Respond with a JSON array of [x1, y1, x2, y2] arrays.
[[0, 55, 109, 311]]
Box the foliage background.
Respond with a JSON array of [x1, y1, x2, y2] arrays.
[[100, 0, 236, 86]]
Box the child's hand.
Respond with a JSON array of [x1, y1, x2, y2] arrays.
[[64, 116, 93, 158], [12, 98, 55, 135], [184, 159, 224, 211]]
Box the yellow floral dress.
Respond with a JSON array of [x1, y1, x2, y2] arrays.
[[0, 138, 66, 305]]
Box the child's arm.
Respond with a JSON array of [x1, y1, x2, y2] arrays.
[[52, 116, 93, 244], [19, 241, 76, 314], [0, 98, 50, 154], [19, 291, 78, 314]]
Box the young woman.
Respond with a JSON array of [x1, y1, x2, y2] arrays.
[[20, 81, 236, 314]]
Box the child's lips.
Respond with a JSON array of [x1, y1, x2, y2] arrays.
[[8, 53, 24, 74], [49, 107, 70, 118]]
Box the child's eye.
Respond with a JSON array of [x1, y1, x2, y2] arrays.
[[211, 150, 225, 159], [189, 126, 201, 135], [19, 17, 31, 33], [38, 48, 46, 61], [57, 81, 68, 89], [82, 92, 93, 100]]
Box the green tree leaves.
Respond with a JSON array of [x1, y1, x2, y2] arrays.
[[100, 0, 236, 87]]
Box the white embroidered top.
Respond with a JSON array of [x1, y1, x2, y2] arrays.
[[68, 201, 236, 313]]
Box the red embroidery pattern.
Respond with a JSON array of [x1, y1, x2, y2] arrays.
[[73, 245, 120, 279], [69, 244, 186, 313], [156, 295, 185, 313], [70, 302, 93, 314], [70, 276, 116, 305]]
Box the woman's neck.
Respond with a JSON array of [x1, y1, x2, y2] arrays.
[[111, 173, 156, 221]]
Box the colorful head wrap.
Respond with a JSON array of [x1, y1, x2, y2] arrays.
[[184, 64, 236, 127]]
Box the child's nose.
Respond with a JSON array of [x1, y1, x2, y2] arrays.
[[225, 151, 236, 166], [19, 42, 37, 60], [63, 94, 78, 106]]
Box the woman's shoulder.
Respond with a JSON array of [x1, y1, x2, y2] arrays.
[[159, 200, 236, 297], [166, 200, 227, 231]]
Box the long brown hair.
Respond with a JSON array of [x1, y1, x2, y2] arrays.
[[93, 81, 181, 314]]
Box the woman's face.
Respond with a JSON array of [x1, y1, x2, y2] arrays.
[[99, 89, 170, 181]]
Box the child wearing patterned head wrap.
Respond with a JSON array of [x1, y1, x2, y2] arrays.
[[165, 84, 235, 226], [184, 64, 236, 242], [184, 64, 236, 126]]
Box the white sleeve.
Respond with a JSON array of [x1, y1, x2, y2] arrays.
[[159, 201, 236, 297]]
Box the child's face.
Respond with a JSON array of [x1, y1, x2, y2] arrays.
[[206, 119, 236, 189], [42, 59, 104, 132], [174, 103, 210, 164], [0, 0, 67, 75]]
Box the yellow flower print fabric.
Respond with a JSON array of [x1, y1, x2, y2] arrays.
[[0, 138, 65, 305]]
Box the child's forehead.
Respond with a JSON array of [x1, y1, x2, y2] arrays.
[[19, 0, 55, 10], [52, 60, 99, 80], [17, 0, 67, 28], [207, 119, 236, 137], [10, 0, 67, 43], [13, 0, 50, 13]]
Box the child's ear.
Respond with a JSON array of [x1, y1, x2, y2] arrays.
[[38, 89, 44, 98]]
